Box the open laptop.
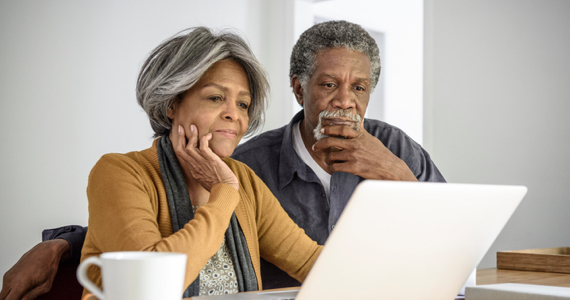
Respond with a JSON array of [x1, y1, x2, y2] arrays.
[[194, 181, 527, 300]]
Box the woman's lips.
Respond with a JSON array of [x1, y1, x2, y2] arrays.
[[214, 129, 238, 139]]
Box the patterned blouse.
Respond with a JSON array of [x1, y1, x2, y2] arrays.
[[193, 206, 239, 296]]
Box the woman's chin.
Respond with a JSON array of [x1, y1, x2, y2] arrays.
[[210, 139, 240, 158], [212, 147, 235, 159]]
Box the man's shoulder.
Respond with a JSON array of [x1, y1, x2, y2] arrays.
[[364, 118, 413, 141], [232, 125, 287, 158], [364, 118, 424, 158]]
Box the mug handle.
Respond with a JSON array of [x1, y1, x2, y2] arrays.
[[76, 256, 105, 299]]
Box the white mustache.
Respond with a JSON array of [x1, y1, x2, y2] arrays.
[[313, 110, 362, 141]]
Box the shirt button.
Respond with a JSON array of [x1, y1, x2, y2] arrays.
[[321, 193, 326, 198], [331, 225, 335, 230]]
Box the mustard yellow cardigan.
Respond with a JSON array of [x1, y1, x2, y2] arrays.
[[80, 140, 322, 294]]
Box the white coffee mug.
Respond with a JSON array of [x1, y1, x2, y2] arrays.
[[77, 251, 187, 300]]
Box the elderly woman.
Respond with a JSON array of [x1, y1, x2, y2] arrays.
[[80, 27, 321, 298]]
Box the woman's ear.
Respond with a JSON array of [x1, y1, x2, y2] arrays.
[[291, 76, 304, 107], [167, 98, 180, 119], [167, 104, 175, 119]]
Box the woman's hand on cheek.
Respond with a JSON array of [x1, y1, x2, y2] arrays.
[[173, 125, 239, 191]]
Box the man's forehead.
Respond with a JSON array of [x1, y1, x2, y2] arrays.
[[313, 48, 372, 80]]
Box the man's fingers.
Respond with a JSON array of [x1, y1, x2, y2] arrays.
[[313, 137, 348, 153], [0, 283, 9, 300], [327, 149, 349, 162], [2, 285, 29, 300], [320, 124, 360, 139], [327, 159, 357, 174], [21, 285, 50, 300], [1, 274, 26, 300]]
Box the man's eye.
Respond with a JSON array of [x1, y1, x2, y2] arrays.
[[354, 86, 366, 91], [323, 83, 335, 88]]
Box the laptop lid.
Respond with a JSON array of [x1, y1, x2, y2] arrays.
[[193, 181, 526, 300], [296, 181, 526, 300]]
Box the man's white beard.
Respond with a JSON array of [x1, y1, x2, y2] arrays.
[[313, 109, 362, 141]]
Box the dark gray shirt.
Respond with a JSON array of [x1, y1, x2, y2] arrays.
[[232, 110, 446, 288]]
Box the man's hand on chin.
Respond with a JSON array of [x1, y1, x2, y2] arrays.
[[312, 124, 418, 181]]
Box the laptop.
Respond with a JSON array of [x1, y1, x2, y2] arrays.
[[194, 181, 527, 300]]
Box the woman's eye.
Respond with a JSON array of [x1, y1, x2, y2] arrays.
[[239, 102, 249, 109], [209, 96, 222, 101]]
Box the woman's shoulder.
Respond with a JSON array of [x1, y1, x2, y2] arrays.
[[90, 143, 160, 182]]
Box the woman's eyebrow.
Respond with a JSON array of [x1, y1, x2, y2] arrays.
[[201, 83, 251, 96]]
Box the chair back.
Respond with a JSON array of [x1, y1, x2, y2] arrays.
[[37, 263, 83, 300]]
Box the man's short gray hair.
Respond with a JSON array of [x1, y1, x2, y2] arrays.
[[290, 20, 381, 92], [137, 27, 269, 137]]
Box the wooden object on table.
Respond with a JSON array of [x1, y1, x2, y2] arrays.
[[497, 247, 570, 274], [477, 268, 570, 287]]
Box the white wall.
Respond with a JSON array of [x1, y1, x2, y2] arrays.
[[0, 0, 425, 283], [424, 0, 570, 268], [0, 0, 299, 283], [5, 0, 564, 284]]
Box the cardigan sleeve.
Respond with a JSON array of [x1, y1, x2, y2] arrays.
[[84, 153, 239, 290], [245, 168, 322, 283]]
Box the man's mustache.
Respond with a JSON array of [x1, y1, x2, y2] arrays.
[[313, 109, 362, 141]]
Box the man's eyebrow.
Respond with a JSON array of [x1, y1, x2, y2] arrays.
[[201, 82, 251, 96], [318, 74, 370, 83], [318, 74, 337, 80], [354, 77, 370, 83]]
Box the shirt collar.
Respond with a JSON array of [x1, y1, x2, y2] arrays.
[[278, 110, 321, 190]]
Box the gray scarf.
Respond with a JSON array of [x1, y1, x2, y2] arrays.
[[156, 136, 258, 298]]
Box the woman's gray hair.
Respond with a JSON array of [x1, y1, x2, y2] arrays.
[[289, 20, 381, 93], [137, 27, 269, 137]]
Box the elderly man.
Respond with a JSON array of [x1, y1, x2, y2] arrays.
[[232, 21, 444, 288], [1, 21, 444, 299]]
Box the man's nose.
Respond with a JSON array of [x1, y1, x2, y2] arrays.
[[331, 86, 355, 109]]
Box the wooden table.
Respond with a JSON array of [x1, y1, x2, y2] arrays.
[[477, 268, 570, 287], [85, 268, 570, 300]]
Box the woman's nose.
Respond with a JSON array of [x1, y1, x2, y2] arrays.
[[222, 101, 239, 121]]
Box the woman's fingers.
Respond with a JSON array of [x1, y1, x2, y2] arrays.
[[198, 133, 214, 156], [186, 124, 199, 151], [177, 124, 202, 161], [174, 125, 186, 151], [171, 124, 239, 191], [173, 125, 202, 173]]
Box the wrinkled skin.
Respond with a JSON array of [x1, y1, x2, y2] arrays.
[[0, 239, 70, 300]]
